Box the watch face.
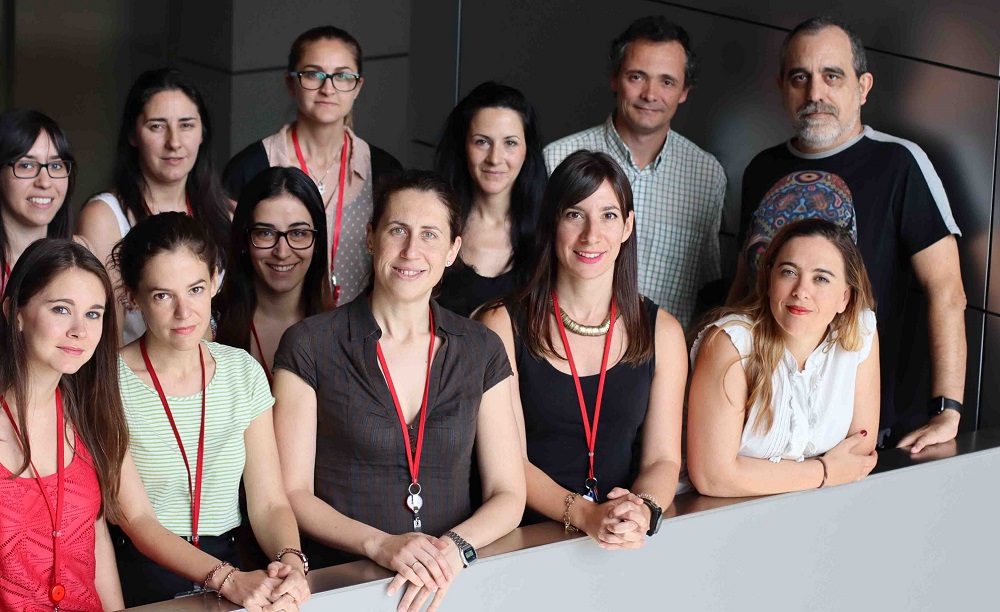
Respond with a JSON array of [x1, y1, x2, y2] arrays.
[[462, 547, 477, 565]]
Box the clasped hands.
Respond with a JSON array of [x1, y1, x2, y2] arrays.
[[218, 561, 310, 612], [577, 487, 650, 550], [372, 532, 464, 612]]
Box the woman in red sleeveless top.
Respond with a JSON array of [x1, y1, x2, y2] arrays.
[[0, 239, 130, 611]]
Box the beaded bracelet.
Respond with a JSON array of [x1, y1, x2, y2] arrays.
[[217, 567, 239, 599], [816, 457, 829, 489], [563, 493, 580, 533], [203, 561, 231, 592]]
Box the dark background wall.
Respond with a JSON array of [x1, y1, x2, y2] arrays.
[[407, 0, 1000, 431], [3, 1, 998, 427]]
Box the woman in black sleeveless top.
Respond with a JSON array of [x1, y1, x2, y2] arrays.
[[481, 150, 687, 549]]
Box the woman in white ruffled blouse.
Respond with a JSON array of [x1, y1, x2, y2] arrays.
[[688, 218, 879, 497]]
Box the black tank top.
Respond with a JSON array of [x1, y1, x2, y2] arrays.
[[509, 298, 658, 525]]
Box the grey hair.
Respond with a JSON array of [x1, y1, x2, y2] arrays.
[[779, 17, 868, 78]]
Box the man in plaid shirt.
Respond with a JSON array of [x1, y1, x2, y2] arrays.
[[544, 16, 726, 329]]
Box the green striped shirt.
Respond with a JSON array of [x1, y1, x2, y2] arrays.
[[119, 341, 273, 536]]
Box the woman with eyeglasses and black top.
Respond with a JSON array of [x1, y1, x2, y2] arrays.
[[0, 109, 77, 295], [223, 25, 402, 310], [214, 167, 333, 384], [480, 151, 687, 549], [77, 68, 232, 345]]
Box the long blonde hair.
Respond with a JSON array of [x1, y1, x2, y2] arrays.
[[701, 219, 875, 435]]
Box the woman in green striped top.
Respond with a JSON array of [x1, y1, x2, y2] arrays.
[[109, 212, 310, 609]]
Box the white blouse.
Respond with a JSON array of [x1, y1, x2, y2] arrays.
[[691, 309, 877, 462]]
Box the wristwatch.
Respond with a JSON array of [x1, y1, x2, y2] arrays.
[[928, 396, 962, 417], [443, 530, 477, 567], [639, 497, 663, 537]]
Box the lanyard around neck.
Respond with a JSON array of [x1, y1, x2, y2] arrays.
[[139, 336, 207, 548], [551, 290, 616, 500], [291, 126, 349, 306], [249, 322, 273, 387], [376, 308, 436, 488], [2, 388, 67, 605]]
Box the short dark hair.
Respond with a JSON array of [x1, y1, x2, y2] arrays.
[[779, 17, 868, 78], [288, 25, 363, 74], [433, 81, 546, 285], [112, 211, 219, 294], [609, 16, 698, 87]]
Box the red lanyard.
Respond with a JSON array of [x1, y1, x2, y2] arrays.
[[291, 126, 349, 306], [139, 337, 207, 548], [376, 307, 436, 531], [551, 291, 616, 501], [2, 262, 10, 294], [2, 389, 67, 605], [249, 322, 273, 387], [143, 192, 193, 217]]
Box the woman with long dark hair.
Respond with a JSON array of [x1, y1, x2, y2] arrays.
[[687, 219, 880, 496], [434, 82, 546, 316], [273, 171, 524, 612], [110, 213, 309, 608], [1, 239, 129, 611], [480, 150, 686, 548], [224, 25, 402, 309], [214, 166, 333, 382], [0, 109, 76, 294], [77, 67, 231, 344]]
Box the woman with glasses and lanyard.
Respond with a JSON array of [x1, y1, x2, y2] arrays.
[[77, 68, 231, 345], [223, 25, 402, 310], [214, 167, 333, 385], [0, 109, 77, 295]]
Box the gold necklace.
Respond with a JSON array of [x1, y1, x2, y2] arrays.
[[551, 298, 613, 336]]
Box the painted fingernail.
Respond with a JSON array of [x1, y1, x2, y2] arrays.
[[861, 430, 868, 437]]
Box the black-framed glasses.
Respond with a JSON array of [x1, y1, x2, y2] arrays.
[[7, 159, 72, 179], [288, 70, 361, 92], [249, 227, 318, 250]]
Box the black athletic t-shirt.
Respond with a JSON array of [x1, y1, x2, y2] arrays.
[[739, 126, 960, 432]]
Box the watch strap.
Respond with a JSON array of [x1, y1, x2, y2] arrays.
[[639, 497, 663, 536], [443, 530, 476, 567], [928, 396, 962, 417]]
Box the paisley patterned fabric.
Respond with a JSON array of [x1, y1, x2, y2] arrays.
[[745, 170, 857, 282]]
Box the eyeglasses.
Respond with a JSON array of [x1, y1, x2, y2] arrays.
[[249, 227, 318, 250], [288, 70, 361, 92], [7, 160, 72, 179]]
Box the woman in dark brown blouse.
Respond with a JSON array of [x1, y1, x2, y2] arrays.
[[272, 170, 525, 612]]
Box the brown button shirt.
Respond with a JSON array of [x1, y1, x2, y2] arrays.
[[274, 295, 512, 567]]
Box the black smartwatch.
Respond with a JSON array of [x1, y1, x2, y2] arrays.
[[443, 530, 477, 567], [928, 396, 962, 417], [639, 497, 663, 536]]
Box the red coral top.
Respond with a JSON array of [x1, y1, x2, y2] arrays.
[[0, 439, 103, 611]]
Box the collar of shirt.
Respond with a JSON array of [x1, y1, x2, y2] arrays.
[[347, 294, 466, 341], [601, 114, 671, 173]]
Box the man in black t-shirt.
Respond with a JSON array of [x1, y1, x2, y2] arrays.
[[731, 17, 967, 452]]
